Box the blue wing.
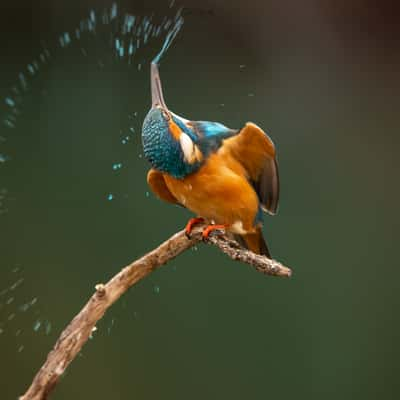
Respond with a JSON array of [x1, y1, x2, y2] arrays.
[[171, 115, 239, 155], [190, 121, 239, 155]]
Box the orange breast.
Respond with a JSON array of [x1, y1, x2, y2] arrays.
[[163, 151, 259, 233]]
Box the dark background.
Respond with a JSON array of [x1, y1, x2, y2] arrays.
[[1, 0, 399, 399]]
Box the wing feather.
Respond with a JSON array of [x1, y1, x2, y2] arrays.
[[222, 122, 280, 215]]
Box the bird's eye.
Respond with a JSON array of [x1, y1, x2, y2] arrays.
[[162, 110, 170, 121]]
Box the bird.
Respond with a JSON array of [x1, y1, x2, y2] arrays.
[[141, 62, 279, 257]]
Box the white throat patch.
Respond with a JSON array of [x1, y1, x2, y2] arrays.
[[179, 132, 203, 164]]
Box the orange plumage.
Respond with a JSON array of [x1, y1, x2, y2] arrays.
[[143, 62, 279, 256], [147, 122, 279, 256]]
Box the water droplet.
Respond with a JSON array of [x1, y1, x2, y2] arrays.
[[89, 328, 96, 340], [19, 73, 27, 90], [248, 93, 254, 97], [10, 278, 24, 290], [5, 97, 15, 107], [27, 64, 36, 75], [88, 20, 95, 32], [110, 2, 118, 19], [112, 163, 122, 170], [0, 154, 9, 163], [19, 302, 30, 312], [18, 345, 24, 353], [129, 127, 135, 133], [33, 320, 41, 332], [121, 135, 130, 145], [124, 15, 135, 34], [44, 48, 51, 59], [153, 285, 160, 294], [102, 9, 109, 24], [63, 32, 71, 46], [145, 191, 150, 197], [107, 193, 114, 201], [239, 64, 246, 69], [4, 119, 15, 129], [45, 320, 52, 335], [6, 297, 14, 305], [107, 318, 115, 335], [164, 20, 172, 31]]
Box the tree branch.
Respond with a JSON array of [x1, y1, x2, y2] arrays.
[[19, 226, 292, 400]]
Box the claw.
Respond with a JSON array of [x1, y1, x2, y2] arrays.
[[185, 217, 205, 238], [202, 224, 227, 241]]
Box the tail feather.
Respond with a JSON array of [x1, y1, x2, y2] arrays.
[[233, 227, 271, 258]]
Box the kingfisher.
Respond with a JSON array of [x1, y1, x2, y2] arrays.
[[142, 62, 279, 257]]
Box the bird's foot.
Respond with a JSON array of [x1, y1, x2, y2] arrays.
[[202, 224, 227, 241], [185, 217, 205, 238]]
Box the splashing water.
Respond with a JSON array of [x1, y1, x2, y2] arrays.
[[153, 285, 160, 294], [0, 2, 183, 214], [0, 266, 48, 352], [0, 1, 184, 354], [152, 16, 183, 65], [112, 162, 123, 170], [1, 1, 183, 155]]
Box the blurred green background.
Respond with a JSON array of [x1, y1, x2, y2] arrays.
[[1, 0, 399, 399]]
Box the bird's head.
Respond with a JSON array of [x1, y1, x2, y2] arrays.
[[142, 63, 204, 178]]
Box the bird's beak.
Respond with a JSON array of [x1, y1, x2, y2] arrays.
[[151, 62, 167, 109]]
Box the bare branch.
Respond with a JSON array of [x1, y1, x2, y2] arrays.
[[19, 226, 292, 400]]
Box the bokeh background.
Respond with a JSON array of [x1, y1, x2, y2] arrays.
[[1, 0, 399, 399]]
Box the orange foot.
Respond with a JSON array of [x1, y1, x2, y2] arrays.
[[185, 217, 205, 238], [202, 224, 228, 240]]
